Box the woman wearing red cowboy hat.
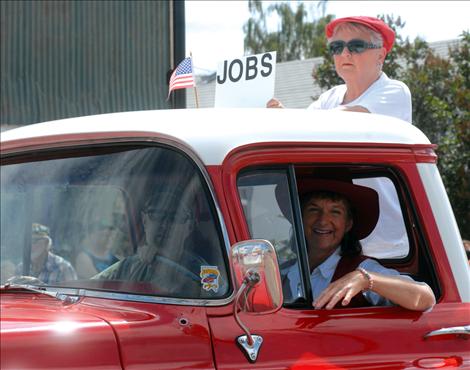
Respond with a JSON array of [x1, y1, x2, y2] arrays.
[[287, 180, 435, 311], [267, 16, 412, 123]]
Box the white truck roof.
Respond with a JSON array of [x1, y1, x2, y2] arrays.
[[1, 108, 431, 165]]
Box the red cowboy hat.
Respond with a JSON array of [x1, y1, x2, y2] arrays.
[[326, 16, 395, 53], [297, 179, 379, 240]]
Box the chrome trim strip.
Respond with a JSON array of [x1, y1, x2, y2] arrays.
[[80, 289, 235, 306], [4, 286, 234, 306], [425, 325, 470, 339]]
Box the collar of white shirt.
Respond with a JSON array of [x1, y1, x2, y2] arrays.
[[313, 247, 341, 280]]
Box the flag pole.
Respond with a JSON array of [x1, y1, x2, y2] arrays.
[[190, 52, 200, 108]]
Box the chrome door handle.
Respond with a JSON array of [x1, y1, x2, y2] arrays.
[[424, 325, 470, 339]]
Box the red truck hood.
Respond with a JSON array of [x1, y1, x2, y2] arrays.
[[1, 292, 123, 370]]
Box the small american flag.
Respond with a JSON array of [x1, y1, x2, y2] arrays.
[[168, 57, 195, 97]]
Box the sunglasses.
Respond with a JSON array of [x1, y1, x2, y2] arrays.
[[328, 39, 382, 55]]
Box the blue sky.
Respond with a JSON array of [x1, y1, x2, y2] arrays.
[[186, 1, 470, 71]]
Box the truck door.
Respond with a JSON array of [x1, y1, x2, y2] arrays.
[[207, 163, 469, 369]]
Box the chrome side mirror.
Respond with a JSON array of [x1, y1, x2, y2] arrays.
[[230, 239, 283, 363], [231, 239, 283, 314]]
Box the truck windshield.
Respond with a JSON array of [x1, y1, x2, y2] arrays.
[[1, 145, 229, 300]]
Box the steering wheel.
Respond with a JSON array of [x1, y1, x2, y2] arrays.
[[152, 254, 201, 283], [146, 254, 205, 297]]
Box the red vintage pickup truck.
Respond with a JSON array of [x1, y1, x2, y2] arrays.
[[1, 109, 469, 369]]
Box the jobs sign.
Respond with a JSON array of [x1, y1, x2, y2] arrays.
[[214, 51, 276, 108]]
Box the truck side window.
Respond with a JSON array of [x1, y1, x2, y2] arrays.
[[237, 170, 307, 305], [238, 166, 425, 308], [354, 177, 410, 259]]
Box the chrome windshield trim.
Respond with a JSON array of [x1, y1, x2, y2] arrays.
[[22, 286, 236, 306], [2, 285, 234, 307], [80, 288, 236, 306], [1, 283, 79, 305]]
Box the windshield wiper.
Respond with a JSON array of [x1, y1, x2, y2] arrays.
[[1, 283, 79, 305]]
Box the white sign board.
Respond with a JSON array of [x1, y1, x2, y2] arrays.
[[214, 51, 276, 108]]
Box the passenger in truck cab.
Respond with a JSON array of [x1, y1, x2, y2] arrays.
[[94, 184, 207, 296], [75, 220, 119, 278], [14, 223, 77, 284], [287, 179, 435, 311]]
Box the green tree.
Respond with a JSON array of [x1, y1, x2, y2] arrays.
[[313, 17, 470, 238], [244, 3, 469, 238], [434, 33, 470, 238], [244, 0, 333, 62]]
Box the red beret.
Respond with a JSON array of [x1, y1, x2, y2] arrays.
[[326, 16, 395, 53]]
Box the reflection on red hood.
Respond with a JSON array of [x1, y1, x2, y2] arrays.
[[1, 292, 122, 370]]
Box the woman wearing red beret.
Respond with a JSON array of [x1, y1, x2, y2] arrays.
[[268, 16, 412, 123]]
